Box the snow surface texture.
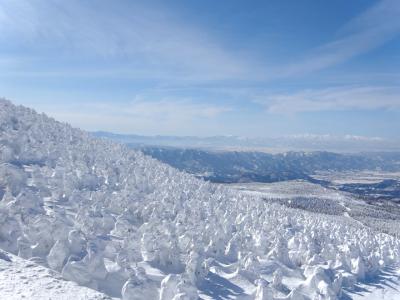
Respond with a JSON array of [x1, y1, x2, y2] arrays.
[[0, 249, 111, 299], [0, 99, 400, 299]]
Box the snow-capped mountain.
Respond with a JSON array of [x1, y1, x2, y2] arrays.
[[1, 99, 400, 300]]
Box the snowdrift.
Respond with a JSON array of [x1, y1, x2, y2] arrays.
[[0, 99, 399, 299]]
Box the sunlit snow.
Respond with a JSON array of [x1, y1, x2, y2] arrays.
[[0, 99, 399, 299]]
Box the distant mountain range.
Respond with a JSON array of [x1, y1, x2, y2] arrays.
[[138, 147, 400, 183], [136, 147, 400, 202], [93, 131, 400, 153], [91, 132, 400, 183]]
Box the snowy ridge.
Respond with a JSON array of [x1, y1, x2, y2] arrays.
[[0, 99, 399, 299]]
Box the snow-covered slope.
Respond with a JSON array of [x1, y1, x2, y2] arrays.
[[0, 249, 111, 300], [0, 99, 399, 299]]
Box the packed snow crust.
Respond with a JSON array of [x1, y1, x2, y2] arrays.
[[0, 249, 111, 299], [0, 99, 400, 299]]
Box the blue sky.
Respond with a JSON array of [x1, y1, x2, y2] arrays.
[[0, 0, 399, 138]]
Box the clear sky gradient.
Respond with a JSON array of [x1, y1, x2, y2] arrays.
[[1, 0, 399, 138]]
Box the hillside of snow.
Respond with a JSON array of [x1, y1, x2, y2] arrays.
[[0, 99, 400, 299]]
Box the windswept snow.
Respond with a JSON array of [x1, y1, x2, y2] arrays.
[[351, 265, 400, 300], [0, 249, 111, 299], [0, 99, 400, 299]]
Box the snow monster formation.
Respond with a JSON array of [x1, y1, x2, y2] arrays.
[[0, 99, 399, 299]]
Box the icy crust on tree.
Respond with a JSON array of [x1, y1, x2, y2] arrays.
[[0, 99, 399, 300]]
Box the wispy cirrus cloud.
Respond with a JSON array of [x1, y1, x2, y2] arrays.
[[1, 0, 398, 82], [256, 86, 400, 114], [278, 0, 400, 77], [0, 0, 251, 80]]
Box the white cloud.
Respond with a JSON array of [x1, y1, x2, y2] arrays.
[[287, 133, 384, 142], [256, 86, 400, 114], [29, 98, 231, 135]]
